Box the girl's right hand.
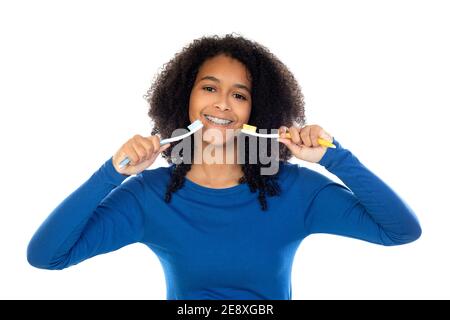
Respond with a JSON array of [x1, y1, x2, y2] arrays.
[[112, 135, 171, 176]]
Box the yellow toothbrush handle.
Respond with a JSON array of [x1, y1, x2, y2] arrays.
[[281, 132, 336, 148], [318, 138, 336, 148]]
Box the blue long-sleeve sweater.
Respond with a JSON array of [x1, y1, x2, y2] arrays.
[[27, 138, 421, 299]]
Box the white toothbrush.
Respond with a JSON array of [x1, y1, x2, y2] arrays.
[[240, 124, 336, 148], [118, 119, 204, 169]]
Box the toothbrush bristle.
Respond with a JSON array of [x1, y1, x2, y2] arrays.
[[188, 119, 204, 131], [242, 124, 257, 132]]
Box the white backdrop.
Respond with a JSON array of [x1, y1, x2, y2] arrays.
[[1, 0, 448, 299]]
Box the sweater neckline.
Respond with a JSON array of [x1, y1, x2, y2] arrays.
[[183, 176, 248, 195], [168, 162, 291, 195]]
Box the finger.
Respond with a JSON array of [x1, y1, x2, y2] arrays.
[[300, 126, 312, 147], [159, 143, 171, 153], [279, 126, 289, 139], [288, 126, 301, 145], [310, 126, 321, 147], [148, 136, 161, 155], [123, 145, 140, 166], [278, 138, 303, 157], [278, 138, 295, 150], [132, 140, 148, 164], [146, 143, 170, 166], [136, 135, 155, 160], [320, 129, 333, 142]]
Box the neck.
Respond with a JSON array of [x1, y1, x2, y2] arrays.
[[186, 140, 243, 188]]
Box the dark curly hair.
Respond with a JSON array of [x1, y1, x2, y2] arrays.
[[145, 33, 305, 211]]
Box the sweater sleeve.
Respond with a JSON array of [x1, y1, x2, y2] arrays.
[[304, 138, 422, 246], [27, 157, 147, 270]]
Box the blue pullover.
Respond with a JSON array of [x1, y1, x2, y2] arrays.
[[27, 138, 421, 299]]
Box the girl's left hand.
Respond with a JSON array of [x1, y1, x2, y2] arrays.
[[278, 124, 334, 163]]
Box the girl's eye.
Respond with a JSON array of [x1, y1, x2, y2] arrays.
[[233, 93, 247, 101], [202, 86, 247, 101]]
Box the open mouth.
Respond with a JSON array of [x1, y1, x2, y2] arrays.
[[203, 114, 234, 126]]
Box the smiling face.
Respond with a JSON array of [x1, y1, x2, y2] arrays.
[[189, 54, 252, 146]]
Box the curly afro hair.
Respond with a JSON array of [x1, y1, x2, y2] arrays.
[[145, 33, 306, 211]]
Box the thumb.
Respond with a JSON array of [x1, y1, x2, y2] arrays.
[[158, 143, 171, 153], [278, 138, 304, 155]]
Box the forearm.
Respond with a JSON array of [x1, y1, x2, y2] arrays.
[[318, 139, 422, 244], [27, 157, 128, 269]]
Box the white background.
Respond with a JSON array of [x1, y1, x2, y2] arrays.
[[1, 0, 449, 299]]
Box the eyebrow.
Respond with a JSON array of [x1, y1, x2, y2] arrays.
[[199, 76, 251, 94]]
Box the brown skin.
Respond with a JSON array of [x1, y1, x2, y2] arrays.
[[278, 125, 334, 164], [186, 54, 253, 188], [112, 135, 171, 176]]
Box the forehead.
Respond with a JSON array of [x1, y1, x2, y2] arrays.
[[196, 55, 251, 86]]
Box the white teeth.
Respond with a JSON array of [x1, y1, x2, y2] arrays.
[[205, 115, 232, 125]]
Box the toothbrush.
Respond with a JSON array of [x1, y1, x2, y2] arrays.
[[118, 119, 204, 169], [240, 124, 336, 148]]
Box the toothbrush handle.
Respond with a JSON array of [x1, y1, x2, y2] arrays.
[[118, 157, 131, 169], [282, 132, 336, 148], [118, 137, 171, 169]]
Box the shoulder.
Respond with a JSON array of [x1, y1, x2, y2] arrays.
[[280, 161, 336, 190], [115, 165, 173, 194], [138, 164, 173, 192], [140, 164, 173, 179]]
